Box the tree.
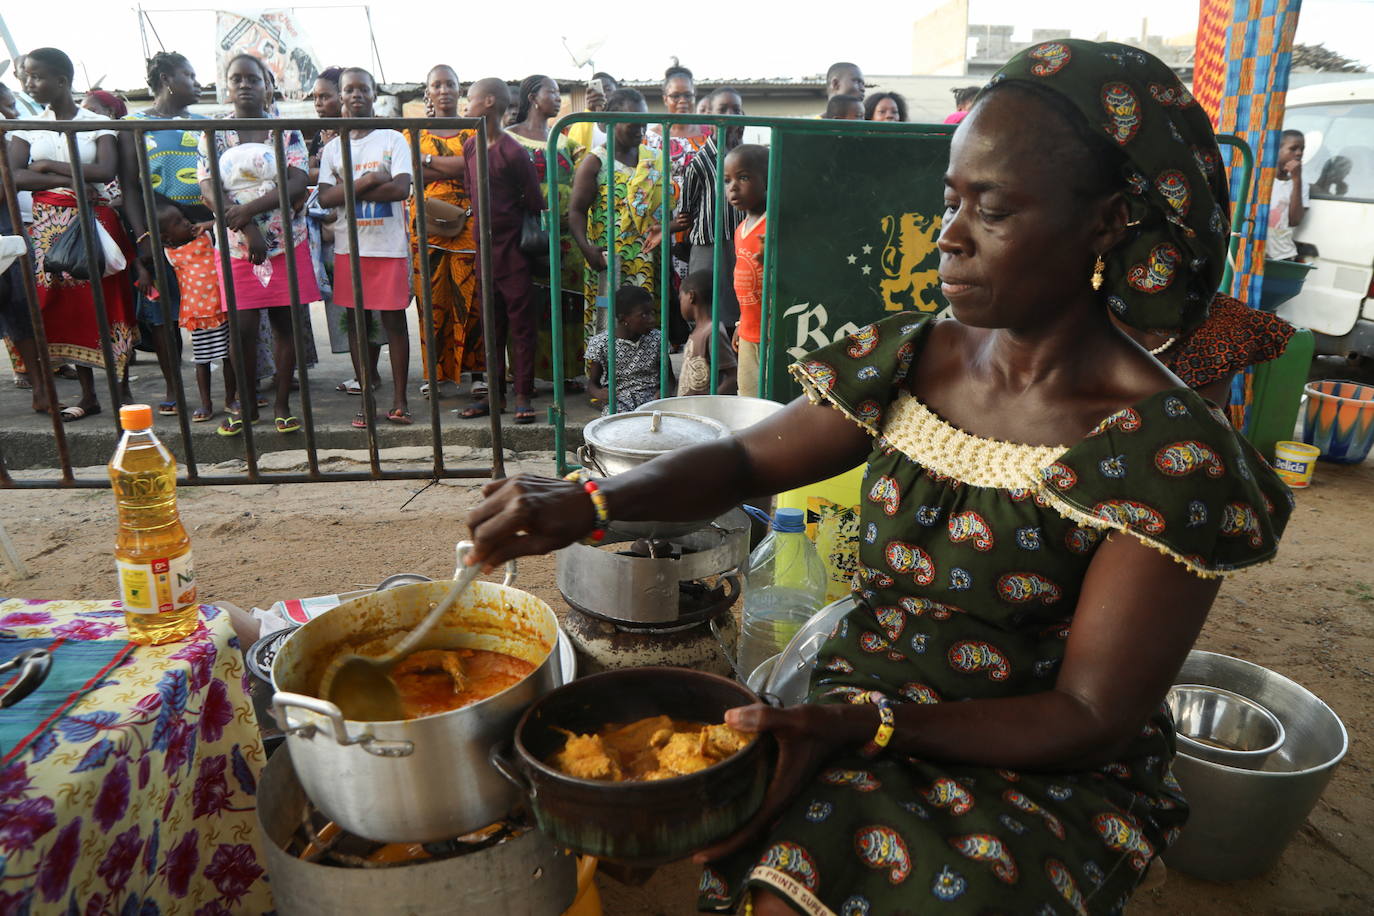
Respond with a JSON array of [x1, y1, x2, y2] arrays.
[[1290, 43, 1368, 73]]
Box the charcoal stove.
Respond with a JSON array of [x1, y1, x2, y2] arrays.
[[556, 509, 750, 676], [256, 750, 577, 915]]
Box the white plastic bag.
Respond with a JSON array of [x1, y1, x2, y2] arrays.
[[95, 220, 126, 276]]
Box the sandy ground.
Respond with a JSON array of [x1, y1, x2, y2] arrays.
[[1, 450, 1370, 915]]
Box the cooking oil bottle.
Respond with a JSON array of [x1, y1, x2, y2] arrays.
[[110, 404, 198, 645]]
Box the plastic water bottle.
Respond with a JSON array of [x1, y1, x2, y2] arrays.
[[738, 508, 828, 681], [110, 404, 199, 645]]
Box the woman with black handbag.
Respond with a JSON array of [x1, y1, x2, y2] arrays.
[[7, 47, 138, 421]]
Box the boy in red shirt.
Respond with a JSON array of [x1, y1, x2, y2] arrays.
[[727, 145, 769, 397]]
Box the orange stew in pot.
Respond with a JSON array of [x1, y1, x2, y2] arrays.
[[389, 648, 534, 719]]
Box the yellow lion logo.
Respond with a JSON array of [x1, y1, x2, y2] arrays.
[[879, 212, 942, 313]]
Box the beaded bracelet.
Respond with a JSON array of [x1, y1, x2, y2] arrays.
[[563, 470, 610, 543], [853, 691, 896, 758]]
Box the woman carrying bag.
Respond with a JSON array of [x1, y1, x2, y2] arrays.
[[7, 46, 138, 421]]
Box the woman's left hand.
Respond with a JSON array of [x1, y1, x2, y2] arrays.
[[223, 203, 255, 231], [693, 704, 850, 865]]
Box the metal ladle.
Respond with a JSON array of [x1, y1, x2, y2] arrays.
[[319, 543, 483, 721]]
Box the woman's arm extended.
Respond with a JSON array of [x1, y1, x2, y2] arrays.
[[467, 394, 872, 568], [696, 532, 1220, 862]]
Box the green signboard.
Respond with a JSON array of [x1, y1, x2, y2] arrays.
[[765, 130, 953, 400]]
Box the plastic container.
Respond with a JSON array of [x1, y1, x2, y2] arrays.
[[1301, 379, 1374, 464], [774, 464, 865, 602], [1243, 327, 1313, 461], [109, 404, 198, 645], [737, 508, 827, 680], [1272, 440, 1321, 488]]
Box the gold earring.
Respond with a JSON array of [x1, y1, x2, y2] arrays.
[[1091, 255, 1106, 291]]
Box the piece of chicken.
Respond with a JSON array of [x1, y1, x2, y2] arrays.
[[655, 731, 716, 776], [701, 723, 753, 760], [553, 730, 622, 781]]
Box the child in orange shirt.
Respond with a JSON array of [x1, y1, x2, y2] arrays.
[[156, 195, 235, 422], [726, 145, 769, 398]]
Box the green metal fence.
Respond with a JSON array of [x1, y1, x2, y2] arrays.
[[543, 113, 956, 473]]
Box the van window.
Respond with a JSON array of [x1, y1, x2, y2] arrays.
[[1286, 101, 1374, 203]]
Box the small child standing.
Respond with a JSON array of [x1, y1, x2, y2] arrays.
[[726, 145, 769, 398], [677, 270, 737, 397], [317, 66, 416, 426], [586, 286, 664, 414], [155, 195, 236, 422]]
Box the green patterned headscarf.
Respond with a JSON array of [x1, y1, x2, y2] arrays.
[[986, 40, 1229, 333]]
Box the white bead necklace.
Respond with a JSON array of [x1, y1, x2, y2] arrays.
[[1148, 336, 1178, 356]]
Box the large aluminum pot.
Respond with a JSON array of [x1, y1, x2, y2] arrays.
[[577, 409, 730, 538], [577, 410, 728, 477], [640, 395, 785, 434], [271, 576, 560, 843], [1163, 650, 1349, 882]]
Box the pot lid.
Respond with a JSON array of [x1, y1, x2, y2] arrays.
[[583, 410, 728, 457]]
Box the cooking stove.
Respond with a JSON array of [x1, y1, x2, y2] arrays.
[[556, 509, 750, 676], [258, 749, 577, 914]]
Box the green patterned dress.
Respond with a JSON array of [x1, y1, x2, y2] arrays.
[[699, 313, 1290, 915]]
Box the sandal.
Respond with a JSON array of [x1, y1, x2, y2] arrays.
[[59, 404, 101, 423], [158, 400, 177, 416], [513, 406, 537, 425], [351, 413, 370, 429], [13, 375, 32, 390], [386, 408, 413, 425], [275, 416, 301, 433], [216, 417, 244, 437], [457, 402, 490, 419], [226, 396, 269, 417], [192, 407, 214, 423], [336, 378, 378, 395]]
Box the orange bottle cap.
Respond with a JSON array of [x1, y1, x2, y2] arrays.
[[120, 404, 153, 431]]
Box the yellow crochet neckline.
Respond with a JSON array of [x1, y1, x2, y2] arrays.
[[881, 392, 1069, 489]]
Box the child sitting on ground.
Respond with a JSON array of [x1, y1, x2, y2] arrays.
[[677, 270, 737, 397], [726, 144, 769, 397], [585, 286, 665, 415], [155, 194, 236, 423]]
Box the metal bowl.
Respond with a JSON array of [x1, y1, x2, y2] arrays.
[[639, 395, 786, 433], [1166, 683, 1285, 766], [1163, 651, 1349, 882], [744, 596, 855, 705]]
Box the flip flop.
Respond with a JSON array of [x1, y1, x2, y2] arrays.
[[217, 417, 243, 437], [157, 400, 177, 416], [386, 408, 413, 425], [275, 416, 301, 433], [192, 407, 214, 423], [13, 376, 32, 390], [457, 402, 490, 419], [226, 396, 269, 417], [513, 406, 537, 425], [59, 404, 101, 423], [351, 413, 370, 429]]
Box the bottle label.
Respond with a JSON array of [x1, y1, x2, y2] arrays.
[[118, 551, 195, 615]]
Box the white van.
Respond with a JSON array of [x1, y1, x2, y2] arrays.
[[1280, 79, 1374, 359]]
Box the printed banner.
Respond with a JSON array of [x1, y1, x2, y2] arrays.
[[214, 8, 322, 103], [766, 131, 952, 400]]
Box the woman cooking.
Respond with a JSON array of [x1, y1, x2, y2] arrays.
[[468, 41, 1291, 915]]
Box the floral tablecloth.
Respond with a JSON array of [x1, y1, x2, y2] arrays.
[[0, 599, 272, 915]]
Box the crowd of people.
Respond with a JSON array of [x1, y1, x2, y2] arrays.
[[0, 51, 920, 432]]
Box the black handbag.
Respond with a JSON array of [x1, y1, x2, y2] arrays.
[[519, 210, 549, 257], [45, 213, 104, 280]]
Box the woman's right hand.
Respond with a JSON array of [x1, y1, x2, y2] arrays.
[[245, 229, 268, 265], [466, 474, 597, 570], [582, 246, 608, 271]]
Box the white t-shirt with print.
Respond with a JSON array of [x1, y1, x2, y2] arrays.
[[1267, 175, 1310, 261], [318, 129, 414, 258]]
